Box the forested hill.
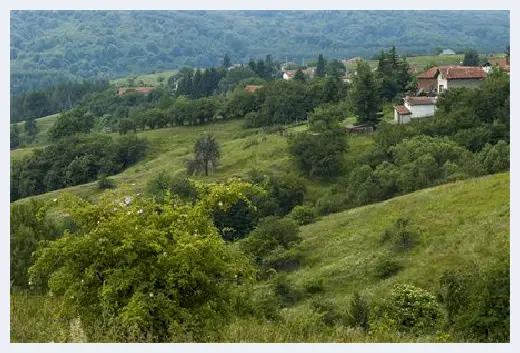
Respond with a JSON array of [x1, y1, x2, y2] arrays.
[[11, 10, 509, 94]]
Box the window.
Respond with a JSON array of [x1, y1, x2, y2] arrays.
[[439, 84, 444, 93]]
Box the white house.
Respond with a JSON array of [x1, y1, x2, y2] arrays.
[[434, 66, 487, 93], [394, 96, 437, 124]]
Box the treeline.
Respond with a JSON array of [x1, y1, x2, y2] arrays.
[[10, 134, 147, 201], [10, 79, 110, 123]]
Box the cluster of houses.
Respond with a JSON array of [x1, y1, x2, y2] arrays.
[[394, 56, 509, 124]]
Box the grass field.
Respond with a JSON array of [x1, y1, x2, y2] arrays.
[[11, 172, 509, 342], [110, 69, 178, 87], [11, 117, 375, 205], [223, 172, 510, 342]]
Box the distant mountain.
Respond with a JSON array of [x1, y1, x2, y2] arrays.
[[10, 10, 510, 94]]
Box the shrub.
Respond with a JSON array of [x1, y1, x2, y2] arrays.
[[146, 171, 198, 203], [373, 253, 403, 279], [213, 199, 258, 241], [97, 174, 115, 190], [290, 205, 318, 225], [273, 275, 304, 307], [261, 246, 302, 273], [311, 298, 347, 326], [304, 278, 325, 295], [381, 217, 419, 251], [348, 292, 370, 331], [314, 193, 348, 216], [240, 216, 301, 263], [387, 284, 443, 333]]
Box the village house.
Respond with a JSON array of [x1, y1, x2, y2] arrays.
[[116, 87, 154, 96], [416, 66, 487, 94], [394, 96, 437, 124], [342, 57, 364, 65], [483, 57, 510, 74], [440, 49, 456, 55], [244, 85, 264, 93]]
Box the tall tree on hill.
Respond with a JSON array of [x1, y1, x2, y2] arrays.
[[293, 68, 306, 82], [223, 53, 232, 69], [350, 60, 381, 125], [191, 134, 221, 176], [316, 54, 326, 77], [264, 54, 276, 81], [193, 69, 203, 98], [248, 58, 257, 74], [463, 49, 480, 66]]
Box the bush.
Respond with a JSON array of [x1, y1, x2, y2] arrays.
[[240, 216, 301, 264], [273, 275, 304, 307], [311, 298, 347, 326], [373, 253, 403, 279], [146, 171, 198, 203], [97, 174, 115, 190], [381, 217, 419, 251], [387, 284, 443, 333], [290, 205, 318, 225], [261, 246, 302, 273], [314, 193, 348, 216], [213, 199, 258, 241], [304, 278, 325, 295], [348, 292, 370, 331]]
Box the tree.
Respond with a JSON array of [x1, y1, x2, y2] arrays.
[[316, 54, 326, 77], [10, 124, 20, 149], [350, 60, 381, 125], [24, 118, 37, 138], [191, 134, 221, 176], [223, 53, 232, 68], [28, 182, 257, 342], [293, 68, 306, 82], [463, 49, 479, 66]]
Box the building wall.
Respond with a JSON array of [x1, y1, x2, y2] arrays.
[[447, 78, 484, 89], [408, 104, 435, 118], [437, 74, 448, 93]]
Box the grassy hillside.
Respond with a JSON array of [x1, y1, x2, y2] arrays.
[[10, 117, 375, 204], [223, 172, 510, 342], [10, 10, 509, 94], [11, 172, 509, 342]]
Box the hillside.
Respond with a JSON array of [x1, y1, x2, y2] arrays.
[[11, 172, 509, 342], [10, 10, 510, 94], [224, 172, 510, 342]]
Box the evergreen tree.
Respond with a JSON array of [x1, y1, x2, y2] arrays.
[[24, 118, 37, 138], [293, 68, 306, 82], [264, 54, 276, 81], [389, 45, 399, 69], [316, 54, 326, 77], [193, 69, 203, 98], [223, 53, 232, 68], [255, 59, 266, 80], [248, 58, 257, 73], [351, 61, 381, 125], [463, 49, 480, 66]]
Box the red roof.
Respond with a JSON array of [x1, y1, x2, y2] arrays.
[[117, 87, 154, 96], [485, 57, 510, 72], [405, 96, 437, 106], [245, 85, 263, 93], [417, 65, 486, 80], [394, 105, 411, 115]]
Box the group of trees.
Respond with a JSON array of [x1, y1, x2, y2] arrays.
[[10, 134, 148, 201]]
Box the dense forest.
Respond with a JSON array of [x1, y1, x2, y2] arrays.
[[10, 10, 509, 94]]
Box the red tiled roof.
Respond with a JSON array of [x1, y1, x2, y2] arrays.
[[117, 87, 154, 96], [440, 66, 486, 79], [405, 96, 437, 106], [417, 81, 435, 91], [417, 65, 486, 80], [395, 105, 411, 115], [245, 85, 263, 93]]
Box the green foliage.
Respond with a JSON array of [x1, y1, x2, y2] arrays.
[[289, 205, 318, 225], [10, 200, 59, 290], [189, 134, 221, 176], [213, 199, 258, 241], [315, 54, 326, 77], [350, 60, 381, 125], [381, 217, 419, 251], [10, 134, 148, 201], [28, 181, 257, 342], [293, 68, 306, 82], [348, 292, 370, 330], [240, 216, 301, 264], [49, 109, 95, 140], [376, 46, 413, 101], [288, 128, 347, 179], [24, 118, 38, 137], [477, 140, 509, 174], [462, 49, 479, 66], [303, 278, 325, 295], [311, 298, 347, 326], [146, 171, 199, 203], [385, 284, 443, 333], [11, 124, 21, 149], [273, 275, 305, 307], [97, 174, 115, 190], [373, 252, 403, 279]]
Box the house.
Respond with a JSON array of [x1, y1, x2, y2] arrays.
[[416, 66, 487, 94], [394, 96, 437, 124], [343, 57, 364, 65], [282, 67, 316, 80], [483, 57, 510, 74], [117, 87, 154, 96], [440, 49, 456, 55], [245, 85, 263, 93], [434, 66, 487, 93]]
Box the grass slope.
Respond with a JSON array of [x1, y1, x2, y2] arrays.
[[11, 118, 375, 204], [224, 172, 510, 342], [11, 172, 509, 342]]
